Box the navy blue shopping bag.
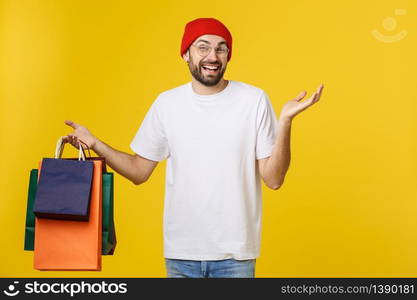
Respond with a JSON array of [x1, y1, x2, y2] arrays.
[[33, 137, 94, 221]]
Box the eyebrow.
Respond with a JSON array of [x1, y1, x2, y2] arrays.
[[195, 39, 227, 46]]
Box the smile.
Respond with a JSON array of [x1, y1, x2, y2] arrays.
[[201, 65, 220, 74]]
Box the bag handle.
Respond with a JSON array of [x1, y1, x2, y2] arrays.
[[55, 136, 90, 161], [79, 140, 92, 158]]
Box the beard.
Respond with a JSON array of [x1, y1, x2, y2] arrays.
[[187, 52, 226, 87]]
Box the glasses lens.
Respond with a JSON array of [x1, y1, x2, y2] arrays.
[[194, 45, 229, 57], [216, 48, 229, 56], [196, 46, 209, 56]]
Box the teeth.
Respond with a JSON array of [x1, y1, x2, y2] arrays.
[[203, 66, 218, 70]]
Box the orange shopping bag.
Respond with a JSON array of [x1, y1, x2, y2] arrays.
[[33, 156, 102, 271]]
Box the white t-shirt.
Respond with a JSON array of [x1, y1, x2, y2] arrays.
[[130, 80, 278, 260]]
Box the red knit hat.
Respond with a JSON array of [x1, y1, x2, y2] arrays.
[[180, 18, 232, 61]]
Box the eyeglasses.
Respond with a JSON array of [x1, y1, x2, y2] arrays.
[[191, 43, 229, 57]]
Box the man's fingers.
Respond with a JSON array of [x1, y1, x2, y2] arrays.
[[294, 91, 307, 102], [309, 84, 324, 104], [62, 136, 70, 143], [72, 136, 80, 148], [63, 135, 78, 147], [64, 120, 79, 129], [306, 91, 317, 103], [64, 121, 82, 148], [316, 84, 324, 101], [63, 135, 73, 145]]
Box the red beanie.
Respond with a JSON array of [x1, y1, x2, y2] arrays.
[[180, 18, 232, 62]]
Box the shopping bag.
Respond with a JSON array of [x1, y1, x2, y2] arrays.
[[102, 172, 117, 255], [24, 169, 38, 251], [33, 138, 94, 221], [24, 139, 116, 254], [33, 159, 102, 270], [24, 171, 116, 255]]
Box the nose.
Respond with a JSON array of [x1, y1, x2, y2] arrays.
[[205, 47, 218, 61]]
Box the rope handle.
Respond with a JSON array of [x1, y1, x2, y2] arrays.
[[55, 136, 91, 161]]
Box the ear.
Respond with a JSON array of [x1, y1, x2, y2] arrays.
[[182, 50, 189, 62]]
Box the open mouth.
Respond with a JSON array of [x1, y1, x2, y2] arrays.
[[201, 64, 220, 74]]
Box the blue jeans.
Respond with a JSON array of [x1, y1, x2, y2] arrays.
[[165, 258, 256, 278]]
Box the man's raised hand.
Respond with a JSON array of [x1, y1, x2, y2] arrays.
[[63, 120, 98, 150], [279, 84, 324, 121]]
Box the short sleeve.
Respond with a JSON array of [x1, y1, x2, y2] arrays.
[[255, 91, 278, 160], [130, 96, 170, 162]]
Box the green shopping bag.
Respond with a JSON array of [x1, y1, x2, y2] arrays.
[[24, 169, 38, 251], [24, 170, 116, 255], [102, 172, 117, 255]]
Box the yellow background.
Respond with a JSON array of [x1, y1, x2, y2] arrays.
[[1, 0, 416, 277]]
